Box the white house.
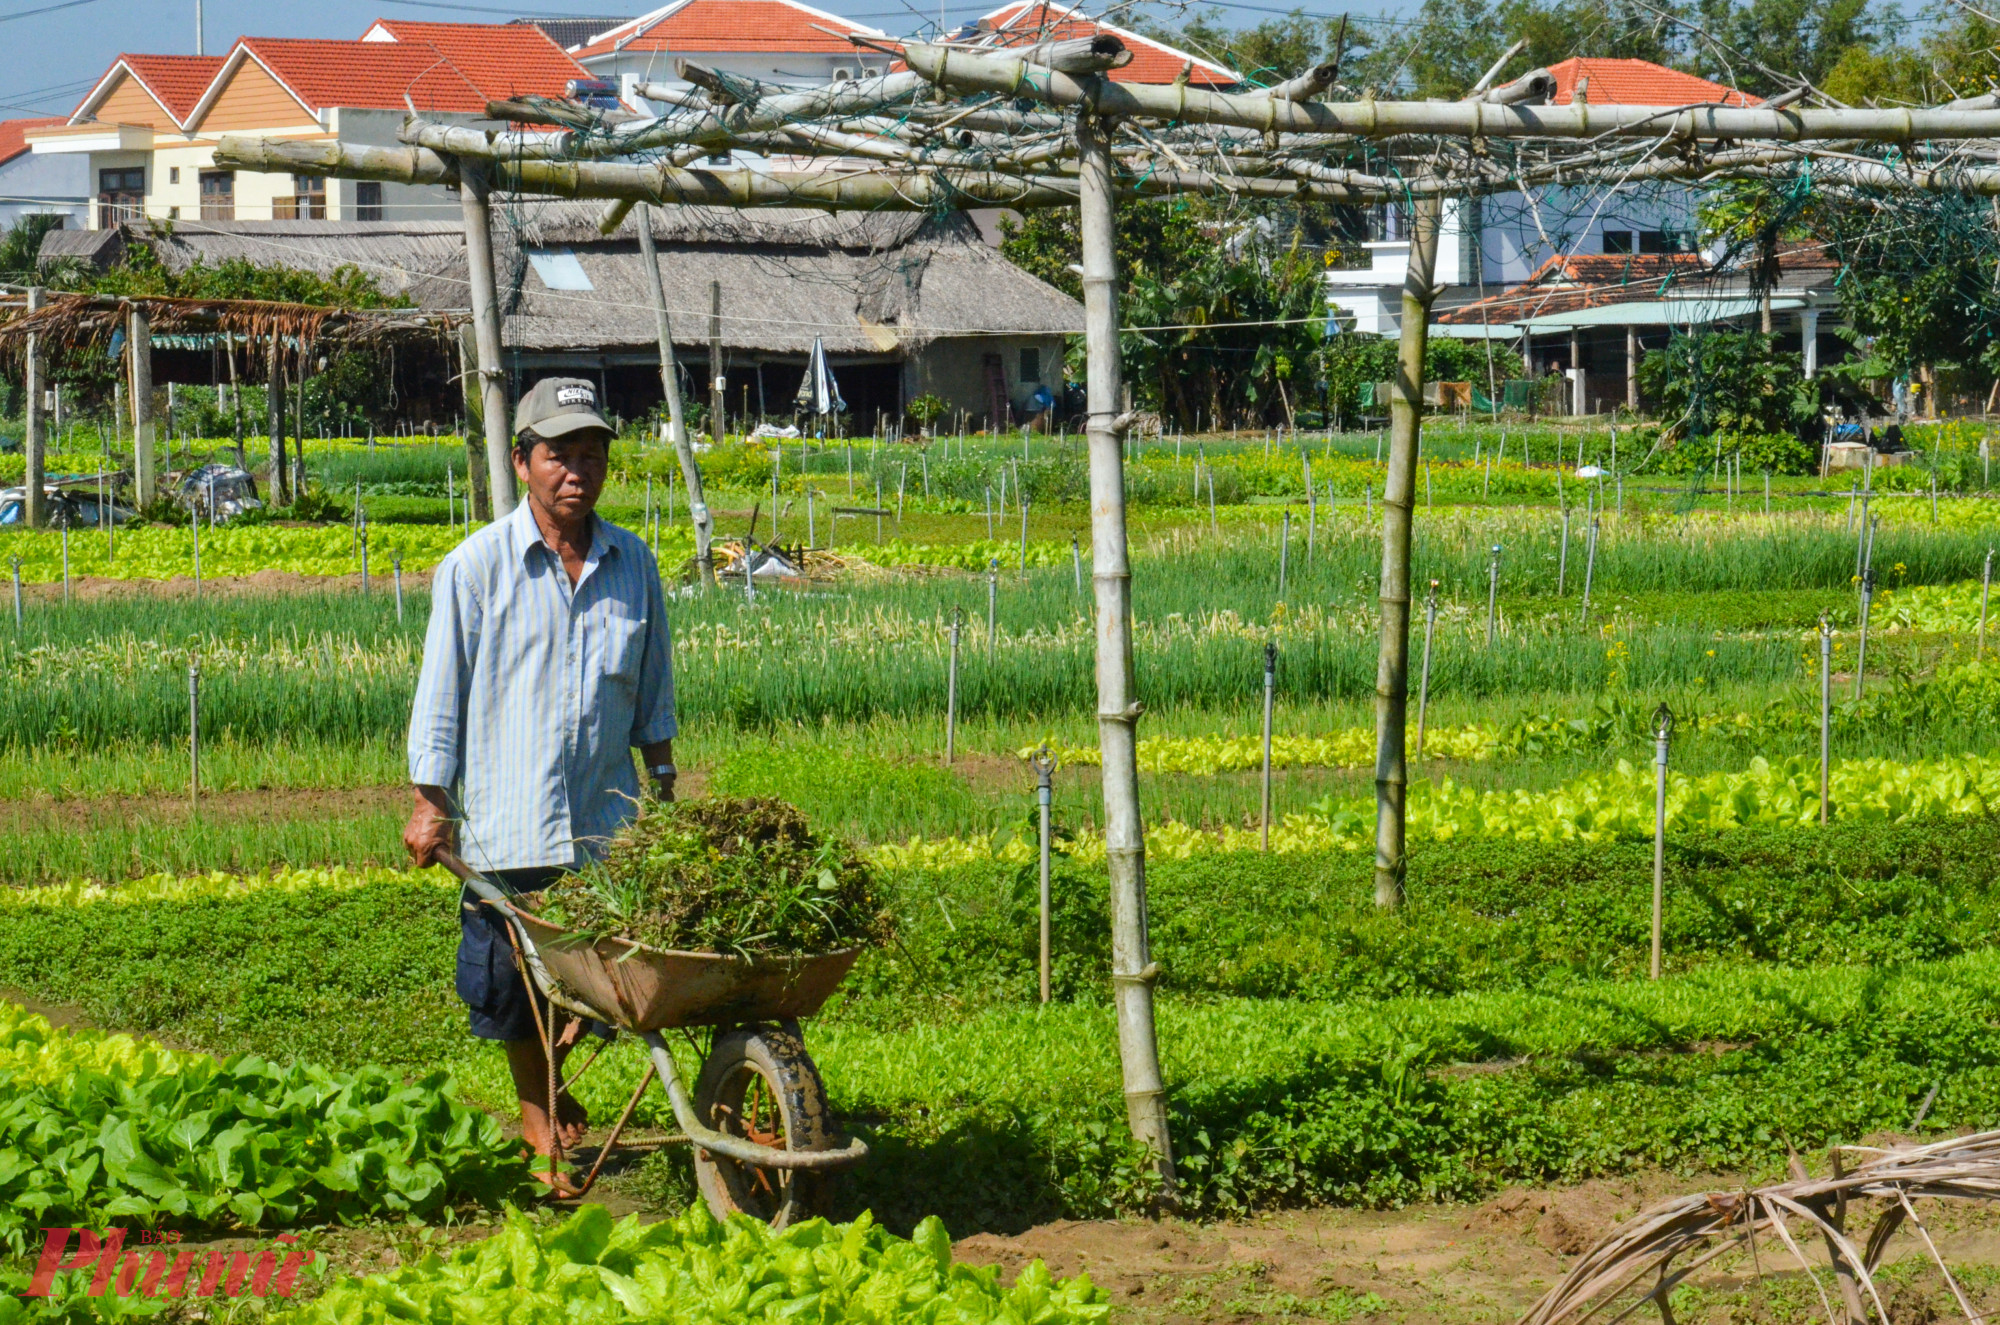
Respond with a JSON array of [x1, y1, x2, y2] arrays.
[[0, 118, 90, 230], [1327, 58, 1759, 334]]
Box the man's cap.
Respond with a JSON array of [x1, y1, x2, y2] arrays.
[[515, 377, 612, 441]]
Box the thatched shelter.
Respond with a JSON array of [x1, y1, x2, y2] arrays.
[[63, 207, 1083, 429]]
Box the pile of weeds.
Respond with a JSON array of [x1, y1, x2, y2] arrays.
[[538, 797, 893, 957]]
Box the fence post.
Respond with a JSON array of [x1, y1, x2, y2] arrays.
[[1580, 517, 1600, 623], [1558, 507, 1571, 596], [1033, 744, 1056, 1003], [1277, 511, 1290, 601], [1855, 569, 1875, 699], [1020, 497, 1029, 575], [1981, 547, 1994, 661], [1651, 702, 1673, 980], [394, 555, 404, 623], [1485, 544, 1502, 646], [8, 556, 18, 631], [987, 558, 998, 662], [1819, 614, 1832, 826], [1260, 641, 1277, 851], [1305, 458, 1316, 560], [189, 662, 201, 808], [946, 608, 961, 764], [360, 521, 369, 595], [61, 523, 69, 603], [1415, 581, 1438, 762], [1072, 535, 1082, 594]]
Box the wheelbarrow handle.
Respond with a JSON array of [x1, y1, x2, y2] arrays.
[[433, 848, 513, 909]]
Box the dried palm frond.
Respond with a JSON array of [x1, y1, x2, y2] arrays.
[[1523, 1130, 2000, 1325]]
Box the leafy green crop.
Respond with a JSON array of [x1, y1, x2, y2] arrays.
[[278, 1203, 1106, 1325], [0, 1002, 531, 1252]]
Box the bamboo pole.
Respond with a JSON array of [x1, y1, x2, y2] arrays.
[[1372, 194, 1444, 912], [23, 287, 42, 528], [129, 304, 155, 505], [266, 336, 287, 504], [457, 159, 516, 518], [635, 204, 714, 585], [1079, 107, 1174, 1193], [214, 136, 1086, 210], [454, 324, 491, 520], [902, 44, 2000, 143]]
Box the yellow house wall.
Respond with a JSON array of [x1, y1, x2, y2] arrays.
[[90, 75, 180, 131]]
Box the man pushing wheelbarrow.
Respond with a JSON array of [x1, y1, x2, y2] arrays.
[[399, 380, 866, 1222], [402, 378, 679, 1169]]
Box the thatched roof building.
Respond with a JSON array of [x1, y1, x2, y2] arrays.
[[62, 206, 1083, 428]]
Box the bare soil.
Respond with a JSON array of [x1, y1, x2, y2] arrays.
[[18, 567, 438, 603], [0, 784, 406, 827]]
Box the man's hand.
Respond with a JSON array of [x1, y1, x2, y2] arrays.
[[404, 786, 457, 867], [639, 739, 676, 803]]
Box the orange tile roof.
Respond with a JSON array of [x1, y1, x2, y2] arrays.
[[0, 116, 64, 167], [979, 1, 1237, 85], [120, 55, 228, 122], [1437, 252, 1708, 323], [234, 37, 488, 113], [359, 20, 591, 100], [574, 0, 884, 57], [1546, 57, 1759, 108]]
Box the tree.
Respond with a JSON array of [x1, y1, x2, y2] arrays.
[[1002, 197, 1340, 428], [1637, 330, 1815, 441]]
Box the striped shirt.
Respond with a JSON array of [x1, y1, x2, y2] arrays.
[[408, 500, 677, 872]]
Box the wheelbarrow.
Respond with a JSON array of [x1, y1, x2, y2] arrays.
[[435, 850, 868, 1227]]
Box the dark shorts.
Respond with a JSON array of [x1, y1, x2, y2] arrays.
[[456, 867, 578, 1042]]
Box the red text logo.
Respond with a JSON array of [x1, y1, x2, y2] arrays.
[[24, 1229, 315, 1299]]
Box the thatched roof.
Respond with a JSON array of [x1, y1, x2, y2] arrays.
[[512, 201, 934, 252], [138, 220, 470, 309], [503, 207, 1081, 358], [80, 207, 1081, 361], [0, 291, 462, 361]]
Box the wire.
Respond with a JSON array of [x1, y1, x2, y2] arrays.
[[0, 0, 104, 21]]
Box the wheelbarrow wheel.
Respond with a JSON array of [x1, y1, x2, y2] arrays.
[[691, 1023, 834, 1228]]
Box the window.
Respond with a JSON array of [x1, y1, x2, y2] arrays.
[[167, 206, 179, 219], [274, 173, 325, 220], [1019, 347, 1041, 383], [1638, 230, 1690, 255], [199, 170, 234, 221], [355, 181, 382, 222], [168, 166, 180, 185], [96, 167, 143, 227], [1603, 229, 1635, 254]]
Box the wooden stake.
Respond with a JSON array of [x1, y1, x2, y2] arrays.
[[709, 281, 726, 444], [23, 288, 42, 528], [267, 336, 287, 504]]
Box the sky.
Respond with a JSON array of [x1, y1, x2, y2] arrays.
[[0, 0, 1371, 122]]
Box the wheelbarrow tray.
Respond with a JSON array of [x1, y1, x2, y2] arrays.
[[506, 905, 859, 1031]]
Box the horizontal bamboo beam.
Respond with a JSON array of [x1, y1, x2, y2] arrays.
[[213, 134, 1087, 209], [418, 69, 935, 162], [901, 42, 2000, 143]]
